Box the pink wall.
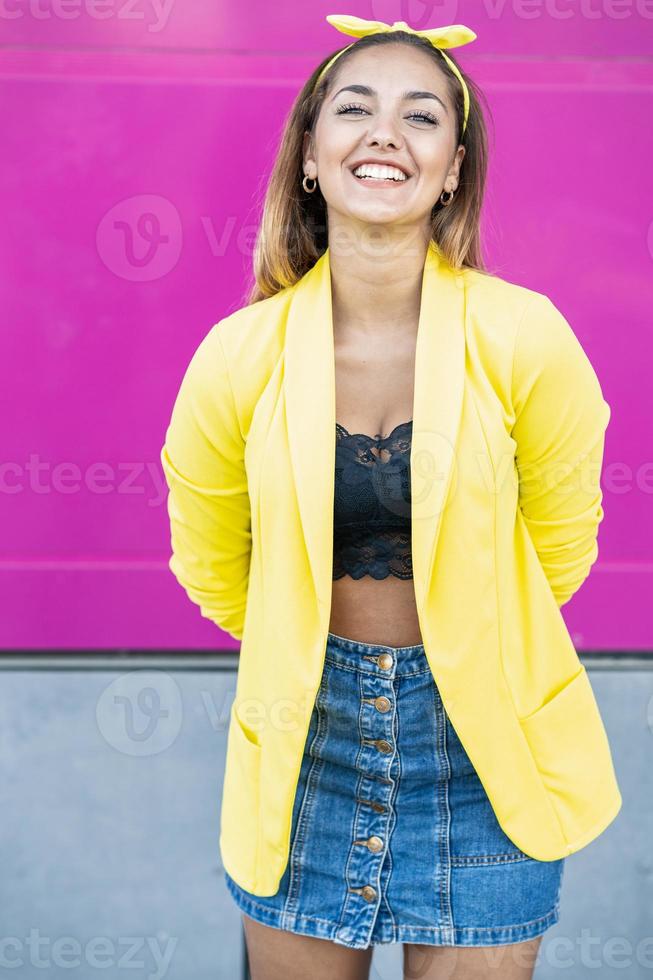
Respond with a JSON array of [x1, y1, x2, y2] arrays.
[[2, 1, 651, 650]]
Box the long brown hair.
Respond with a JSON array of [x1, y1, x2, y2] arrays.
[[243, 30, 492, 306]]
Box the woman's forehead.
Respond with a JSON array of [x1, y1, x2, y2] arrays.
[[327, 46, 451, 103]]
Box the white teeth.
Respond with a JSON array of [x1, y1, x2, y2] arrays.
[[352, 164, 407, 181]]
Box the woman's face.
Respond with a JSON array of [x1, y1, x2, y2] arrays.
[[303, 43, 466, 240]]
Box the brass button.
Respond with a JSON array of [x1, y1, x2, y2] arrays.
[[361, 885, 377, 902], [375, 739, 393, 754], [374, 696, 391, 713], [357, 797, 387, 813], [377, 653, 393, 670], [366, 835, 384, 853]]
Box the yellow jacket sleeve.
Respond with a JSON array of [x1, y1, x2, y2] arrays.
[[511, 294, 611, 608], [160, 325, 251, 640]]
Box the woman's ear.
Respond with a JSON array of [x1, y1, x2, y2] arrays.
[[447, 144, 465, 187], [303, 130, 315, 172]]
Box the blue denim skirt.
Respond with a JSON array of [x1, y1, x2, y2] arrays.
[[224, 630, 565, 949]]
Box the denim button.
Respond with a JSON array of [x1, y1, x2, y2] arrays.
[[375, 739, 393, 754], [357, 797, 387, 812], [366, 836, 384, 853], [377, 653, 393, 670], [374, 696, 392, 713], [361, 885, 377, 902]]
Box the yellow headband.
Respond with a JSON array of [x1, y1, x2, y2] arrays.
[[314, 14, 477, 136]]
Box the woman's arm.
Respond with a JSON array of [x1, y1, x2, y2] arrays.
[[511, 293, 611, 608], [160, 324, 251, 640]]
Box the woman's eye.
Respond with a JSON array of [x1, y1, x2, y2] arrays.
[[409, 111, 439, 125], [335, 103, 439, 126], [335, 104, 366, 115]]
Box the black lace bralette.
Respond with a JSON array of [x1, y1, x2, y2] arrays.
[[333, 419, 413, 581]]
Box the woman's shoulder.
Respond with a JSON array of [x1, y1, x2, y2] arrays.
[[460, 264, 550, 318], [460, 267, 604, 411], [182, 288, 291, 400], [459, 264, 579, 352], [180, 289, 292, 429], [215, 287, 291, 354]]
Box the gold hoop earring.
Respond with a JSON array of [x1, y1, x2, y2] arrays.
[[440, 188, 455, 206], [303, 174, 318, 193]]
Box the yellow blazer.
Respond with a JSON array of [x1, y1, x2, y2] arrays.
[[160, 240, 622, 896]]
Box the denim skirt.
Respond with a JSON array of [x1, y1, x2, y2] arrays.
[[224, 630, 565, 949]]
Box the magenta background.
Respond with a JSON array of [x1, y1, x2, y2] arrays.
[[2, 1, 651, 651]]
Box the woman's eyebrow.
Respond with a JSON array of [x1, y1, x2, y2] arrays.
[[330, 83, 448, 114]]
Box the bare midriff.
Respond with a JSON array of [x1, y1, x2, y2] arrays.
[[328, 576, 423, 647]]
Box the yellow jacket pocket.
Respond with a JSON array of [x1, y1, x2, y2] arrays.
[[518, 666, 621, 849], [220, 702, 262, 886]]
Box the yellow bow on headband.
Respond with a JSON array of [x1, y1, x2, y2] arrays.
[[315, 14, 477, 135]]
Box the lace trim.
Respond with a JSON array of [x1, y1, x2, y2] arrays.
[[333, 527, 413, 581], [335, 420, 412, 463]]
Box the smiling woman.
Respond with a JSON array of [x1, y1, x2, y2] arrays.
[[159, 11, 620, 980]]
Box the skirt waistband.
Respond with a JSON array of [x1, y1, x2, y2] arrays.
[[326, 630, 429, 676]]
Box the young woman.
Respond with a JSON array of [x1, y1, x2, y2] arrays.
[[160, 14, 621, 980]]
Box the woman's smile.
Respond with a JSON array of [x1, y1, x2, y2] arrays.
[[348, 168, 413, 189]]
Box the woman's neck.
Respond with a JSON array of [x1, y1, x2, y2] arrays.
[[328, 236, 428, 338]]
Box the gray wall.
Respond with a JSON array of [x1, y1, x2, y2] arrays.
[[0, 655, 646, 980]]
